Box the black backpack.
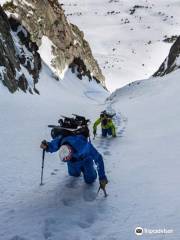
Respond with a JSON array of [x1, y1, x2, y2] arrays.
[[50, 126, 90, 139], [48, 114, 90, 139]]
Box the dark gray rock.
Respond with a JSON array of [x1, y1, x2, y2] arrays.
[[0, 5, 41, 93], [0, 5, 20, 92], [9, 17, 42, 84], [4, 0, 105, 87], [153, 36, 180, 77]]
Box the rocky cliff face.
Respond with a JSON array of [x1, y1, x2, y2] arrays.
[[0, 5, 41, 93], [4, 0, 105, 86], [153, 36, 180, 77]]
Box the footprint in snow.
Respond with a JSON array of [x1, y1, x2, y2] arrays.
[[102, 146, 108, 150], [65, 177, 79, 188], [51, 172, 56, 175], [77, 221, 91, 229], [118, 130, 123, 135], [54, 169, 59, 172], [62, 198, 74, 207], [9, 236, 29, 240], [83, 191, 97, 202], [77, 208, 96, 229], [77, 214, 96, 230], [85, 212, 96, 224], [83, 185, 97, 202], [97, 145, 103, 149], [103, 151, 111, 156], [43, 218, 56, 240]]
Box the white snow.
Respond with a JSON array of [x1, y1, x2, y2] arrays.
[[1, 59, 180, 239], [0, 1, 180, 240], [0, 33, 5, 43], [16, 25, 28, 37], [0, 64, 110, 240], [38, 36, 57, 75], [105, 70, 180, 239], [20, 0, 34, 8], [10, 29, 36, 89], [0, 66, 6, 81], [61, 0, 180, 91], [175, 55, 180, 67], [0, 0, 10, 5]]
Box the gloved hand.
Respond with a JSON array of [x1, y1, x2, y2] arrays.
[[99, 178, 108, 190], [40, 140, 48, 150]]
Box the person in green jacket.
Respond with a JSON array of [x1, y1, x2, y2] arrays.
[[93, 111, 116, 138]]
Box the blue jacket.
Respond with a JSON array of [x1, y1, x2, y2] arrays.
[[46, 135, 106, 180]]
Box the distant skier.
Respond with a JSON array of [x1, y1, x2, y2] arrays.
[[93, 110, 116, 138], [40, 132, 108, 190]]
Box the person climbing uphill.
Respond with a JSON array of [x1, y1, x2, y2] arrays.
[[93, 110, 116, 138], [40, 130, 108, 192]]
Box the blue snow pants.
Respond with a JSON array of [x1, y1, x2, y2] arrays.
[[102, 128, 112, 137], [67, 158, 97, 184]]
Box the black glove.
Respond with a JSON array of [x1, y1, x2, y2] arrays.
[[99, 178, 108, 190], [40, 140, 48, 150]]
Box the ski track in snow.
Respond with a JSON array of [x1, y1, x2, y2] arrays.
[[94, 107, 128, 157]]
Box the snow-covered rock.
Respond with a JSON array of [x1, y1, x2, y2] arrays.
[[0, 5, 41, 93], [153, 36, 180, 77], [3, 0, 105, 87]]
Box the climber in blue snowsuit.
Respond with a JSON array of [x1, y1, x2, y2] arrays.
[[40, 135, 108, 188]]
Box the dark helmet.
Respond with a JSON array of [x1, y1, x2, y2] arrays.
[[100, 110, 108, 118]]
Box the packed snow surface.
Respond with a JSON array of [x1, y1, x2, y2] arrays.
[[1, 59, 180, 239]]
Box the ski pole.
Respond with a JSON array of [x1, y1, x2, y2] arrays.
[[97, 186, 101, 195], [103, 188, 108, 197], [97, 186, 108, 197], [40, 149, 45, 186]]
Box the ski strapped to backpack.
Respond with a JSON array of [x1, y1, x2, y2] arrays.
[[57, 114, 90, 129], [48, 114, 90, 139]]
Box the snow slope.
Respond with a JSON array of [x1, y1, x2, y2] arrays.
[[1, 1, 180, 239], [61, 0, 180, 91], [0, 64, 109, 240], [1, 61, 180, 240], [105, 70, 180, 239]]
